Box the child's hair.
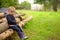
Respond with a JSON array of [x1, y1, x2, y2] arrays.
[[8, 6, 15, 10]]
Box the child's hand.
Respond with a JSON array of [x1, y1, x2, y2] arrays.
[[15, 18, 20, 24]]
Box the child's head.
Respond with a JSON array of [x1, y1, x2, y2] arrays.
[[8, 6, 15, 15]]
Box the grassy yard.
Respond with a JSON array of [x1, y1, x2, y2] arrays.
[[14, 10, 60, 40]]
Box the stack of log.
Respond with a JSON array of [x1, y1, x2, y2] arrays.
[[0, 12, 32, 40]]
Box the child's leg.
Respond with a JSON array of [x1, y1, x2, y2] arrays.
[[9, 25, 24, 38], [17, 25, 23, 31]]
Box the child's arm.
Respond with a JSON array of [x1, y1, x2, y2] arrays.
[[6, 15, 16, 24]]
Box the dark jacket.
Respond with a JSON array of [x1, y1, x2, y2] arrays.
[[6, 14, 17, 25]]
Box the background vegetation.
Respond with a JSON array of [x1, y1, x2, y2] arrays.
[[13, 10, 60, 40], [0, 0, 60, 40], [0, 0, 60, 11], [18, 1, 31, 10]]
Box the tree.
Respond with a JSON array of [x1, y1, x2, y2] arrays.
[[19, 1, 31, 9], [35, 0, 51, 11], [53, 0, 58, 11], [0, 1, 1, 5], [0, 0, 18, 8], [35, 0, 58, 11]]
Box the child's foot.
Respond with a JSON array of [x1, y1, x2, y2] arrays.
[[21, 36, 28, 40], [24, 36, 28, 40]]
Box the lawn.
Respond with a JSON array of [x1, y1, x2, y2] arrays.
[[14, 10, 60, 40]]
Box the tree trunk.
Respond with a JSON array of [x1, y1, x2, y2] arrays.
[[0, 1, 2, 8], [53, 0, 58, 11]]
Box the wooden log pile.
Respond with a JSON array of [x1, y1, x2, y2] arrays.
[[0, 29, 14, 40], [0, 12, 32, 40]]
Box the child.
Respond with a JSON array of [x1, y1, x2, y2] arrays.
[[6, 6, 28, 40]]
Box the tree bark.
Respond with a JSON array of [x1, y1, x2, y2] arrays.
[[0, 22, 9, 33], [53, 0, 58, 11], [0, 29, 14, 40]]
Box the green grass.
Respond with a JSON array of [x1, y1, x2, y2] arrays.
[[16, 10, 60, 40]]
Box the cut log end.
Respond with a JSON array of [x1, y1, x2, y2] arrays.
[[0, 29, 14, 40]]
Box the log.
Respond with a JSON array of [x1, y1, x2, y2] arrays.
[[0, 18, 9, 33], [15, 13, 26, 18], [15, 14, 26, 21], [0, 22, 9, 33], [0, 18, 20, 34], [0, 29, 14, 40], [0, 19, 3, 23], [23, 16, 33, 23], [19, 16, 33, 27], [0, 12, 5, 19]]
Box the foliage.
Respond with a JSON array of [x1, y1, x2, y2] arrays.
[[0, 0, 18, 8], [35, 0, 59, 11], [19, 1, 31, 10], [35, 0, 52, 10]]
